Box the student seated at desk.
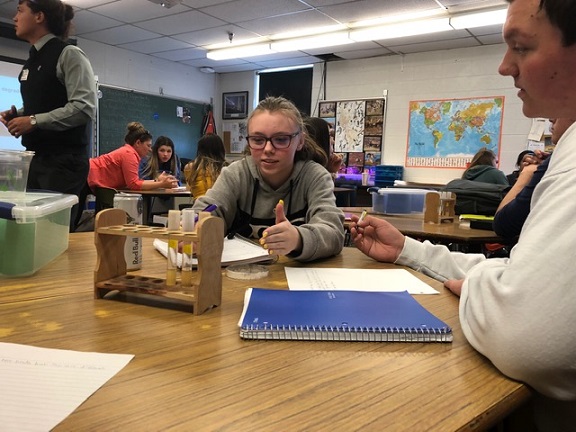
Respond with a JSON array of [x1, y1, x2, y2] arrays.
[[494, 118, 574, 239], [350, 2, 576, 429], [462, 148, 508, 185], [87, 122, 178, 192], [192, 96, 344, 262], [139, 135, 182, 184], [506, 150, 537, 186], [183, 134, 228, 198]]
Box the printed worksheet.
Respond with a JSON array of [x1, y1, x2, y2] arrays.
[[284, 267, 439, 295]]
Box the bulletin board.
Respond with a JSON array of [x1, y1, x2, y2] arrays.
[[97, 85, 206, 160], [318, 97, 387, 176]]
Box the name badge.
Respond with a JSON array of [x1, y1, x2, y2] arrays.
[[21, 69, 29, 81]]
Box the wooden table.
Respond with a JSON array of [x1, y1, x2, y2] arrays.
[[119, 188, 192, 224], [0, 233, 530, 431], [341, 207, 502, 244]]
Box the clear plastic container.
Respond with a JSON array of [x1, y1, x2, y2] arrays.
[[371, 188, 437, 214], [0, 149, 35, 201], [0, 192, 78, 277]]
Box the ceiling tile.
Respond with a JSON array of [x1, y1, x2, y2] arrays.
[[118, 37, 192, 54], [89, 0, 191, 22], [72, 10, 123, 35], [172, 25, 261, 47], [81, 25, 159, 45], [135, 10, 225, 36], [199, 0, 310, 23]]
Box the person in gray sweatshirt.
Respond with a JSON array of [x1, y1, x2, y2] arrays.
[[193, 96, 344, 262]]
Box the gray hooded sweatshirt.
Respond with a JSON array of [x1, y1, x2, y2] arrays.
[[192, 156, 344, 262]]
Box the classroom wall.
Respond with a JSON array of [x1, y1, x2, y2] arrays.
[[0, 35, 217, 155], [310, 44, 531, 184]]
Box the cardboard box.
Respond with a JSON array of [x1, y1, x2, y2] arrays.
[[0, 192, 78, 277]]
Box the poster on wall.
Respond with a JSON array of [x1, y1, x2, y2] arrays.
[[319, 97, 386, 177], [222, 121, 247, 153], [406, 96, 504, 168]]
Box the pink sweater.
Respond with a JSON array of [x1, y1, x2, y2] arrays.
[[88, 144, 144, 191]]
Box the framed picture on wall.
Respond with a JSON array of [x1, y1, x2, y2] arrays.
[[222, 91, 249, 119]]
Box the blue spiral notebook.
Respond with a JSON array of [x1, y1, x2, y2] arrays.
[[238, 288, 452, 343]]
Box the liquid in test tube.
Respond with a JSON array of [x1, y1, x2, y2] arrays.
[[181, 208, 195, 288], [166, 209, 180, 286]]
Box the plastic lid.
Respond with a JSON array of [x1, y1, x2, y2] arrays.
[[1, 192, 78, 222]]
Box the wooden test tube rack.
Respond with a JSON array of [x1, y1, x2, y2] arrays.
[[424, 191, 456, 224], [94, 208, 224, 315]]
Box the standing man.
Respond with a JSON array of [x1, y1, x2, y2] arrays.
[[351, 0, 576, 430], [0, 0, 96, 231]]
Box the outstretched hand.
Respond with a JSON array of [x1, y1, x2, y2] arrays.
[[350, 214, 405, 263], [259, 199, 302, 256]]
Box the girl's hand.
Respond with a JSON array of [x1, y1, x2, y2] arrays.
[[259, 200, 302, 256]]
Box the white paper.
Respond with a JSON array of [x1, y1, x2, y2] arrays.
[[528, 118, 547, 141], [0, 342, 134, 432], [285, 267, 439, 295], [153, 236, 272, 267]]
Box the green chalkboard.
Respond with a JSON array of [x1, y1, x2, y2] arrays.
[[97, 85, 206, 160]]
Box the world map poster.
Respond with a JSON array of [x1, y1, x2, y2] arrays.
[[406, 96, 504, 168]]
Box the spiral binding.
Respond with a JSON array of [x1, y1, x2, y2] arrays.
[[240, 324, 453, 343]]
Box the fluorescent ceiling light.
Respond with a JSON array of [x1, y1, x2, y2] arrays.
[[450, 8, 507, 29], [207, 43, 275, 60], [272, 32, 352, 52], [349, 18, 452, 42], [273, 24, 348, 41]]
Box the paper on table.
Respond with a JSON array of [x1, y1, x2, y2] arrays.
[[0, 342, 134, 432], [285, 267, 439, 295], [153, 235, 273, 268]]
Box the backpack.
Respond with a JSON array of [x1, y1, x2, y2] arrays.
[[442, 179, 510, 215]]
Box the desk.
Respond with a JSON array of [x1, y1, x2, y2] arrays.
[[119, 188, 192, 224], [0, 233, 529, 431], [333, 186, 356, 207], [341, 207, 502, 244]]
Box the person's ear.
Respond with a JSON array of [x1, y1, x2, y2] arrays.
[[34, 11, 45, 25]]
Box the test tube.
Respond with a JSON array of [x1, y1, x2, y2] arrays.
[[181, 208, 195, 288], [166, 209, 181, 287]]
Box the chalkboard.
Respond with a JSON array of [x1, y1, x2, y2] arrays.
[[97, 85, 205, 160]]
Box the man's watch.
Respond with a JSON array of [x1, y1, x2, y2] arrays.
[[30, 115, 37, 126]]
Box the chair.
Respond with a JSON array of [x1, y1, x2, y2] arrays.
[[94, 187, 118, 214]]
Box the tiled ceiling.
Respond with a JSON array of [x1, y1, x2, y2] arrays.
[[0, 0, 506, 74]]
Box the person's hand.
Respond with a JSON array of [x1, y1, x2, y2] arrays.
[[350, 215, 405, 263], [5, 113, 35, 138], [0, 105, 17, 127], [156, 171, 178, 188], [533, 149, 550, 162], [259, 199, 302, 256], [517, 162, 539, 182], [444, 279, 464, 296]]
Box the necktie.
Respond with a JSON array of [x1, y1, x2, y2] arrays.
[[29, 46, 38, 60]]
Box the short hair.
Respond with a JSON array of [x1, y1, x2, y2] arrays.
[[506, 0, 576, 46]]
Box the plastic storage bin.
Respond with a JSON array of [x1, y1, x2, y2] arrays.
[[370, 188, 437, 214], [0, 149, 35, 200], [0, 192, 78, 277]]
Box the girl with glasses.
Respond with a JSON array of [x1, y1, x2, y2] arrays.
[[192, 96, 344, 262]]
